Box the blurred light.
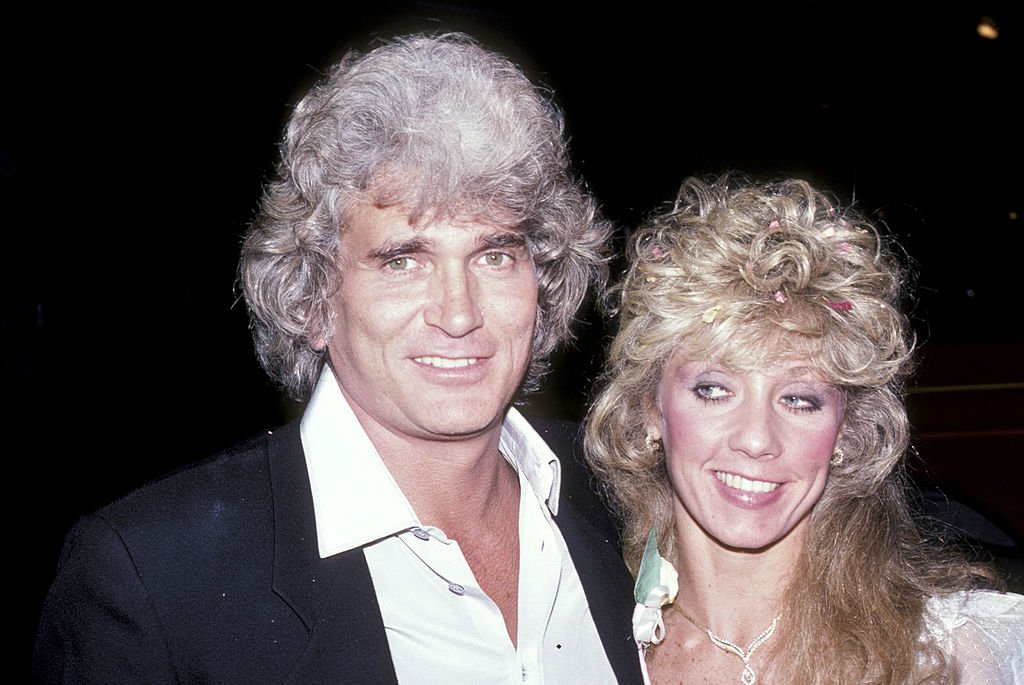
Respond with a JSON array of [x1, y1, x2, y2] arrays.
[[977, 17, 999, 39], [1010, 210, 1019, 221]]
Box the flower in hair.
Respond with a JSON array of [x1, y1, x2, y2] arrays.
[[827, 300, 853, 311], [766, 220, 782, 234], [651, 246, 663, 258], [838, 242, 851, 253], [821, 227, 836, 238], [701, 304, 723, 323], [774, 290, 788, 304], [633, 527, 678, 654]]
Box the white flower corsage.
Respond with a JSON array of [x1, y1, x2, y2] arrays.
[[632, 526, 678, 653]]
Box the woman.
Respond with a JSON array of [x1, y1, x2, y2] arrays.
[[585, 176, 1024, 684]]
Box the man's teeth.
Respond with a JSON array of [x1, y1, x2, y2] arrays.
[[715, 471, 780, 493], [415, 356, 479, 369]]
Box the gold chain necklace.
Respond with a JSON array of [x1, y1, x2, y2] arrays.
[[674, 606, 780, 685]]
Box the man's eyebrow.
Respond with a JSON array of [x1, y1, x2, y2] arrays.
[[480, 231, 528, 249], [366, 237, 430, 262]]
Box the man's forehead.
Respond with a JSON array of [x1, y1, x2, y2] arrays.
[[346, 203, 524, 240]]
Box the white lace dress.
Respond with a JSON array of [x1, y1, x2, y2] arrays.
[[924, 590, 1024, 684]]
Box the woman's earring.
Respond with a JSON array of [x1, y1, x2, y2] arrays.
[[830, 447, 845, 467], [644, 434, 663, 454]]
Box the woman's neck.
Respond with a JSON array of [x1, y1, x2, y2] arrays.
[[670, 524, 800, 645]]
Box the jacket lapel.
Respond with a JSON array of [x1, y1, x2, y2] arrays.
[[267, 421, 399, 684], [558, 493, 645, 685], [531, 416, 645, 685]]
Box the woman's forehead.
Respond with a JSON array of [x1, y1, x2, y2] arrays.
[[665, 333, 834, 380]]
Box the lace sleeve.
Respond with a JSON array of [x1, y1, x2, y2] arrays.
[[925, 590, 1024, 684]]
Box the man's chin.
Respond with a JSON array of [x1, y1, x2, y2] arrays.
[[408, 402, 511, 441]]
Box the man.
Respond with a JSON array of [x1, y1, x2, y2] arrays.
[[34, 33, 643, 684]]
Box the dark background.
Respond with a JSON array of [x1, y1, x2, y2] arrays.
[[7, 2, 1022, 674]]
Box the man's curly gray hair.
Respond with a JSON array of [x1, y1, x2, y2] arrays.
[[239, 32, 611, 400]]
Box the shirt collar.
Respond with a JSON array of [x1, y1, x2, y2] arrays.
[[300, 366, 562, 559]]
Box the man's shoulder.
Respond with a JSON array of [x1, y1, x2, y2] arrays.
[[520, 413, 621, 543], [520, 413, 581, 455], [520, 414, 589, 489], [34, 420, 356, 683], [81, 421, 306, 566], [49, 421, 311, 614], [100, 424, 286, 524]]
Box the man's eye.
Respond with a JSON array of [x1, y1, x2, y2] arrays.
[[387, 256, 414, 271], [482, 252, 512, 266]]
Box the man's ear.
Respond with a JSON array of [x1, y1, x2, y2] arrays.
[[308, 305, 333, 352]]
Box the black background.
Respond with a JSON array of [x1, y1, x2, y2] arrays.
[[7, 2, 1022, 674]]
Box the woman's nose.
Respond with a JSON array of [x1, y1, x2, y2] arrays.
[[727, 400, 783, 459]]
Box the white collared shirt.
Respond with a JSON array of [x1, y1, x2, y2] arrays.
[[301, 367, 617, 684]]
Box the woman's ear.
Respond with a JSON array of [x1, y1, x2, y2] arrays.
[[643, 393, 664, 443], [835, 415, 848, 444]]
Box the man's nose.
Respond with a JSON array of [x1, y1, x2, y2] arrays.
[[423, 264, 484, 337]]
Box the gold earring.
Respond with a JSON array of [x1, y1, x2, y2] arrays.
[[644, 434, 663, 454], [830, 447, 844, 467]]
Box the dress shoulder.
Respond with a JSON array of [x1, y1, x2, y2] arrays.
[[924, 590, 1024, 684]]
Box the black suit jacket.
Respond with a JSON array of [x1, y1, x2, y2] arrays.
[[34, 417, 644, 684]]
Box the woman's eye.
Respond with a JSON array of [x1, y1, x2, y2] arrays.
[[693, 384, 730, 402], [782, 395, 822, 412]]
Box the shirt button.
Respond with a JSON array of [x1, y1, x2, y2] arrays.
[[412, 528, 430, 541], [448, 583, 465, 596]]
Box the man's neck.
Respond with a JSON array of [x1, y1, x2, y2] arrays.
[[357, 415, 514, 529], [368, 418, 524, 647]]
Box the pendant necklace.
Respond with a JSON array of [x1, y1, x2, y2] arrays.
[[674, 606, 781, 685]]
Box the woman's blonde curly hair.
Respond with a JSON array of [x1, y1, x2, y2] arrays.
[[586, 174, 997, 683]]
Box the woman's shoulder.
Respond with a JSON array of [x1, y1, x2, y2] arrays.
[[926, 589, 1024, 624], [924, 590, 1024, 684]]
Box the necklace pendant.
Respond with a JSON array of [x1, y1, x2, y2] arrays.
[[676, 610, 779, 685]]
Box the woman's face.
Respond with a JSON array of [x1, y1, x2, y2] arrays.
[[650, 356, 845, 554]]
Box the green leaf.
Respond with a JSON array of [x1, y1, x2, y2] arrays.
[[634, 526, 663, 604]]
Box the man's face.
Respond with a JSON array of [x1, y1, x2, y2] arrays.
[[320, 204, 538, 443]]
